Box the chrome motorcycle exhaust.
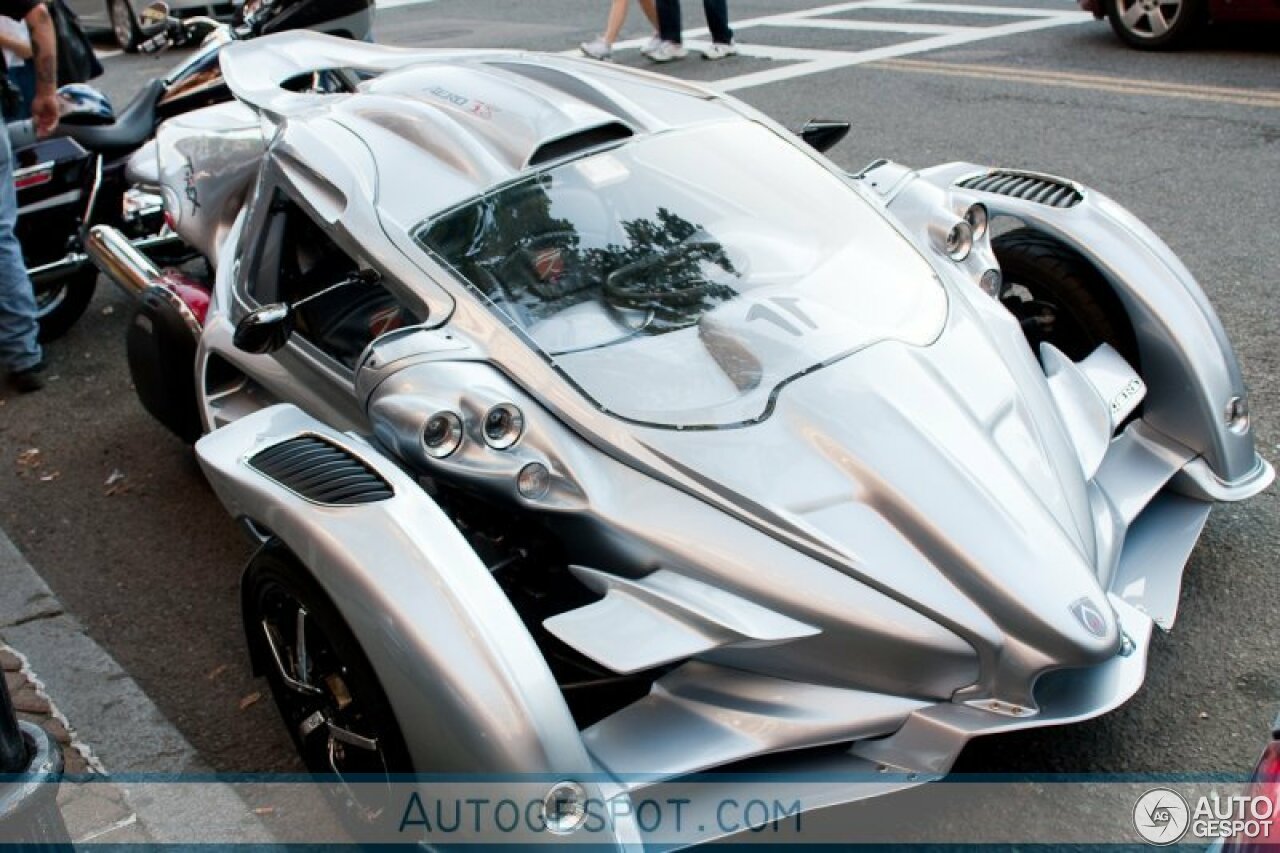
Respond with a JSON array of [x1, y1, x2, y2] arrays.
[[85, 225, 163, 298]]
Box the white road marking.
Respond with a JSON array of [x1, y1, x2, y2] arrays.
[[608, 0, 1091, 92], [376, 0, 436, 10], [762, 17, 977, 34], [869, 1, 1083, 15]]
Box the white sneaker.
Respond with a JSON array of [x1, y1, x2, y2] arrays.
[[640, 35, 662, 56], [702, 41, 739, 60], [647, 41, 688, 63], [580, 37, 612, 61]]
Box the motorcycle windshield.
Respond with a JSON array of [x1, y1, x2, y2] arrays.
[[415, 120, 947, 428]]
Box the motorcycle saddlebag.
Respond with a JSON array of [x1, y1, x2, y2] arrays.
[[126, 286, 203, 444]]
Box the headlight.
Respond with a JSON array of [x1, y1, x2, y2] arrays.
[[945, 221, 973, 262], [483, 403, 524, 449], [964, 203, 989, 240], [422, 411, 463, 458]]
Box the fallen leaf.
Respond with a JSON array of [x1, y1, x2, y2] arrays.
[[206, 664, 229, 681], [39, 471, 60, 482], [104, 470, 125, 487], [239, 692, 261, 711], [16, 448, 41, 468], [252, 807, 275, 817]]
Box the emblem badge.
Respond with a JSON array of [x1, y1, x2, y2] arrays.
[[1070, 597, 1108, 638]]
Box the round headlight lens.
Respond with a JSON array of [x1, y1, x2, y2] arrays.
[[542, 780, 587, 835], [945, 221, 973, 262], [483, 403, 524, 450], [964, 203, 989, 240], [422, 411, 463, 458]]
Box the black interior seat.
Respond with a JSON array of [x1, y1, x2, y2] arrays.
[[63, 79, 166, 158]]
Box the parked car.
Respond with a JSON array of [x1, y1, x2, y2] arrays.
[[67, 0, 239, 51], [87, 32, 1272, 846], [1080, 0, 1280, 49]]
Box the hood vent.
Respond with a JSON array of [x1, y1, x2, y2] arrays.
[[957, 170, 1082, 208], [528, 122, 633, 167], [249, 435, 393, 505]]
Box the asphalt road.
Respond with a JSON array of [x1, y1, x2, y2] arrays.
[[0, 0, 1277, 803]]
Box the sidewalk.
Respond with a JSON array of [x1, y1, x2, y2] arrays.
[[2, 644, 150, 843], [0, 526, 275, 844]]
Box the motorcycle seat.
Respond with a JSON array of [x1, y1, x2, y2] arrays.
[[63, 79, 166, 158]]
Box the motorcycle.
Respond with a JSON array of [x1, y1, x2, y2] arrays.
[[7, 0, 373, 341]]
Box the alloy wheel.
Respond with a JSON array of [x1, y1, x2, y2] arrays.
[[1116, 0, 1183, 38]]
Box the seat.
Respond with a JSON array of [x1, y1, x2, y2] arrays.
[[63, 79, 166, 158]]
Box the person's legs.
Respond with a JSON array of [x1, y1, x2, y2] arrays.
[[703, 0, 733, 43], [636, 0, 659, 31], [0, 124, 42, 377], [656, 0, 682, 42], [602, 0, 630, 43]]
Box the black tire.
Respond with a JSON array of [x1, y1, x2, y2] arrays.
[[1104, 0, 1205, 49], [243, 547, 413, 833], [34, 268, 97, 343], [108, 0, 140, 52], [992, 229, 1138, 366]]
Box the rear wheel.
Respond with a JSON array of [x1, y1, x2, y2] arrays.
[[992, 229, 1138, 366], [34, 268, 97, 343], [108, 0, 140, 52], [244, 548, 413, 831], [1104, 0, 1205, 49]]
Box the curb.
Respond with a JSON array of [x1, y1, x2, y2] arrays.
[[0, 526, 275, 844]]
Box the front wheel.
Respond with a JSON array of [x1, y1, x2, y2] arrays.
[[1104, 0, 1205, 49], [992, 229, 1138, 366], [34, 267, 97, 342], [243, 548, 413, 832]]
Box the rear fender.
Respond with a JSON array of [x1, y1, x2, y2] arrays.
[[872, 161, 1271, 497], [195, 404, 593, 778]]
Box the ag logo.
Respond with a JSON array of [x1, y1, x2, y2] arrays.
[[1133, 788, 1189, 845], [1070, 597, 1108, 638]]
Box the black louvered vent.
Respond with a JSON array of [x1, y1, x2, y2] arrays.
[[249, 436, 393, 505], [956, 171, 1083, 208]]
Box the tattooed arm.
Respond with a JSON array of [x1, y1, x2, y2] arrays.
[[23, 2, 55, 136]]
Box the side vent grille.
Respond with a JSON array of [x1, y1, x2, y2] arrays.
[[249, 435, 393, 505], [956, 170, 1083, 208]]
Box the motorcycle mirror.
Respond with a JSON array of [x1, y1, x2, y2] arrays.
[[233, 303, 294, 355], [798, 119, 851, 154], [138, 1, 171, 34]]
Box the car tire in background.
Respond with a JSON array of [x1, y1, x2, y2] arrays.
[[1104, 0, 1206, 49], [108, 0, 140, 52]]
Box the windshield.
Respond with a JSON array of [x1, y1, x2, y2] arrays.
[[415, 120, 947, 428]]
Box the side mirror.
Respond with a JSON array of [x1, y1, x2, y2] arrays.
[[138, 1, 171, 35], [799, 119, 851, 154], [233, 303, 293, 354]]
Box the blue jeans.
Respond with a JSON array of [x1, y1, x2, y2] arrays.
[[0, 125, 41, 372], [657, 0, 734, 44]]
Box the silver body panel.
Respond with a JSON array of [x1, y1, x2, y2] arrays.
[[146, 33, 1270, 847]]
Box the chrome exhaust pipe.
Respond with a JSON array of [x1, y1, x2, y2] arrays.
[[85, 225, 163, 298], [28, 252, 90, 285]]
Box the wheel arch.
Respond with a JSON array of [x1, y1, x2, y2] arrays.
[[875, 161, 1271, 497], [197, 403, 596, 779]]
